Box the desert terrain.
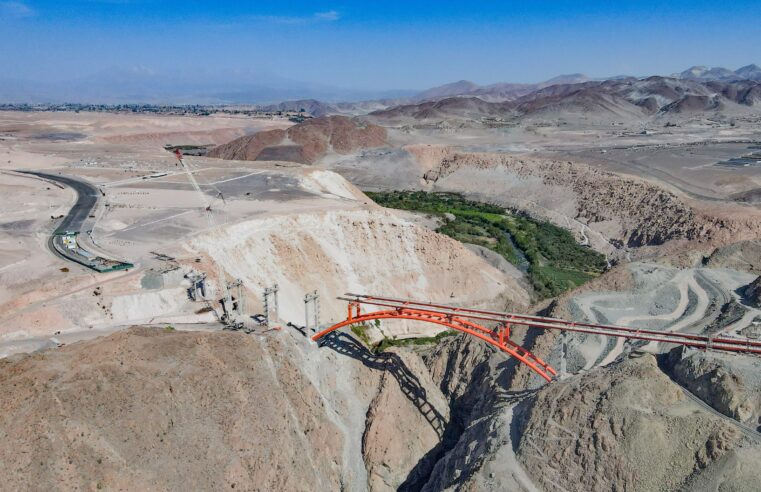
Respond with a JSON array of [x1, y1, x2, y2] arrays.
[[2, 67, 761, 491]]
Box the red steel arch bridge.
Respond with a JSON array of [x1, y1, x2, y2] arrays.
[[312, 294, 761, 382]]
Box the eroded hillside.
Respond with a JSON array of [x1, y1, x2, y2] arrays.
[[0, 327, 450, 491], [419, 151, 761, 253], [208, 115, 387, 164]]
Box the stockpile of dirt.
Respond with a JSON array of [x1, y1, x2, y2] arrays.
[[208, 115, 387, 164]]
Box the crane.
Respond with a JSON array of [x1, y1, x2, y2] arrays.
[[173, 149, 240, 326]]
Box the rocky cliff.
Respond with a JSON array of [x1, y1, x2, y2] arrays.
[[419, 152, 761, 251]]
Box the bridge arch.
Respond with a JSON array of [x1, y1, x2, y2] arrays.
[[312, 304, 557, 382]]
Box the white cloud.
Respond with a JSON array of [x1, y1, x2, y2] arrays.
[[0, 1, 34, 19], [314, 10, 340, 22], [253, 10, 341, 25]]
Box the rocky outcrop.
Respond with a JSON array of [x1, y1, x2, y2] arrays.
[[705, 239, 761, 274], [362, 348, 450, 491], [208, 115, 387, 164], [415, 352, 761, 491], [424, 332, 497, 403], [0, 328, 356, 490], [672, 349, 761, 425], [742, 276, 761, 307], [515, 354, 759, 491]]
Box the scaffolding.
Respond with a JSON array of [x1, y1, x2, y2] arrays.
[[186, 272, 207, 301], [226, 279, 245, 318], [263, 284, 280, 327], [304, 290, 320, 332]]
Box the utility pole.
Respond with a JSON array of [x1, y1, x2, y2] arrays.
[[263, 284, 279, 326], [304, 290, 320, 332], [560, 331, 568, 379]]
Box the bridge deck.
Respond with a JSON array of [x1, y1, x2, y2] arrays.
[[341, 294, 761, 356]]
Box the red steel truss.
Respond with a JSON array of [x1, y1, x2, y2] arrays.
[[312, 294, 761, 382]]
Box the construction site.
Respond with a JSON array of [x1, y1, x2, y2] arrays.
[[2, 74, 761, 490]]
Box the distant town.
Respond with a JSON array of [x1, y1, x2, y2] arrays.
[[0, 102, 313, 122]]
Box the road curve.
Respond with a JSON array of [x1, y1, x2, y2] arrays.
[[18, 170, 132, 272], [19, 170, 100, 234]]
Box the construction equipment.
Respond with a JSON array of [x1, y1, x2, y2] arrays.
[[186, 271, 207, 301], [173, 149, 242, 326]]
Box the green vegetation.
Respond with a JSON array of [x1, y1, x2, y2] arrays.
[[366, 191, 607, 298], [350, 324, 372, 346], [164, 325, 175, 332], [375, 330, 457, 352], [351, 323, 457, 353]]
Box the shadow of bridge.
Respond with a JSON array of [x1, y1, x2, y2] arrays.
[[319, 331, 448, 438]]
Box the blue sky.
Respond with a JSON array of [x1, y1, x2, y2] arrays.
[[2, 0, 761, 90]]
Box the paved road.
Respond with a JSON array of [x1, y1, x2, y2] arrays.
[[19, 171, 99, 234], [17, 170, 133, 272]]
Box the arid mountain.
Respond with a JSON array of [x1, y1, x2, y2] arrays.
[[677, 64, 761, 82], [736, 64, 761, 80], [368, 76, 761, 124], [412, 74, 591, 103], [254, 98, 408, 117], [0, 327, 453, 491], [245, 66, 759, 118], [414, 80, 483, 101], [208, 115, 387, 163], [366, 97, 515, 125], [255, 99, 342, 117]]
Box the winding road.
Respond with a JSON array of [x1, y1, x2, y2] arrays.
[[19, 171, 100, 234], [17, 170, 132, 271]]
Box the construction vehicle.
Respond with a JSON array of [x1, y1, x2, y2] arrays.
[[173, 149, 243, 328]]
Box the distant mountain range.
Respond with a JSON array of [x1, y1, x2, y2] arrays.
[[412, 74, 591, 103], [255, 66, 761, 119], [1, 64, 759, 110], [367, 75, 761, 124], [675, 64, 761, 82]]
